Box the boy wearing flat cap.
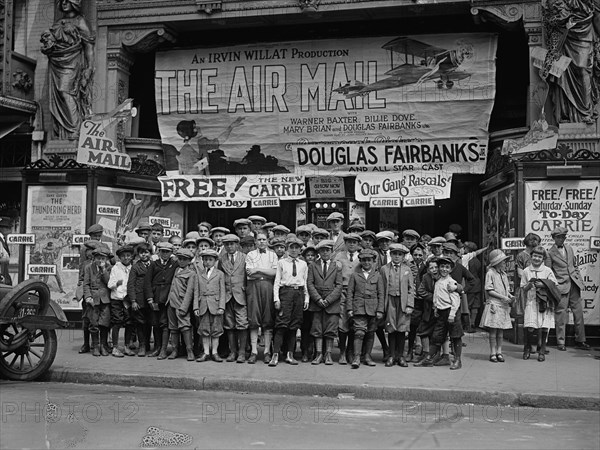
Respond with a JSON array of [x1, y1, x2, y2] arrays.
[[188, 249, 226, 362], [127, 243, 153, 356], [218, 234, 249, 363], [545, 227, 589, 350], [83, 246, 113, 357], [380, 243, 414, 367], [307, 240, 343, 365], [76, 239, 99, 354], [210, 227, 229, 256], [270, 237, 309, 366], [165, 248, 196, 361], [347, 249, 385, 368], [233, 219, 252, 239], [326, 212, 347, 255], [107, 245, 135, 357], [143, 242, 178, 359]]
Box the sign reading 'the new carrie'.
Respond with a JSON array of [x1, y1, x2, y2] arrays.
[[155, 34, 497, 177]]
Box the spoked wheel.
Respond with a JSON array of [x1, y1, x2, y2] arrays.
[[0, 280, 58, 381]]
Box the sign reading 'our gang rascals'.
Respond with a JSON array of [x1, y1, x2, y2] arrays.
[[155, 33, 497, 176]]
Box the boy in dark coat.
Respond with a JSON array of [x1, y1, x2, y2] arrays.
[[127, 243, 153, 356], [347, 249, 385, 368], [307, 240, 343, 365], [144, 242, 178, 359]]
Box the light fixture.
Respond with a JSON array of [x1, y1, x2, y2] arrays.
[[331, 203, 337, 208], [315, 203, 321, 208], [323, 203, 329, 208]]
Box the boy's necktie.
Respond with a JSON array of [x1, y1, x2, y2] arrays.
[[323, 261, 327, 274], [230, 254, 235, 265], [292, 259, 297, 277]]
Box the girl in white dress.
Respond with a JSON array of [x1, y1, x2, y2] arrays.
[[520, 246, 557, 362]]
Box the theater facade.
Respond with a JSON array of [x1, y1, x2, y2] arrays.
[[0, 0, 598, 332]]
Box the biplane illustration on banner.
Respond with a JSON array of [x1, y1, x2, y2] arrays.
[[155, 34, 497, 176]]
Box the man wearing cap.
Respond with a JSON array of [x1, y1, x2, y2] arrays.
[[135, 221, 152, 242], [271, 225, 291, 239], [127, 242, 153, 357], [240, 236, 256, 255], [210, 227, 229, 256], [248, 216, 267, 234], [402, 229, 420, 263], [545, 227, 589, 350], [375, 231, 394, 267], [326, 212, 347, 255], [143, 242, 178, 359], [245, 232, 279, 364], [347, 248, 385, 368], [218, 234, 249, 363], [76, 239, 100, 353], [295, 225, 313, 248], [380, 243, 414, 367], [270, 236, 309, 366], [334, 233, 363, 364], [83, 246, 113, 356], [311, 228, 329, 247], [307, 240, 343, 365], [107, 245, 135, 357], [427, 237, 446, 261], [233, 219, 252, 239]]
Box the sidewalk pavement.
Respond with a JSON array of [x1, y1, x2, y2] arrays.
[[44, 329, 600, 411]]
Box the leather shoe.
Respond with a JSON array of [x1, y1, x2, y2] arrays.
[[384, 357, 395, 367], [92, 346, 101, 357], [247, 353, 257, 364], [538, 353, 545, 362], [268, 353, 279, 367], [364, 356, 376, 367], [414, 356, 433, 367], [450, 358, 462, 370], [338, 353, 347, 365], [301, 353, 309, 363], [285, 352, 298, 365], [433, 355, 450, 366], [574, 342, 590, 350], [523, 346, 531, 360], [557, 345, 567, 351], [263, 352, 272, 364], [79, 344, 90, 354], [405, 351, 414, 363], [226, 352, 237, 362], [236, 353, 246, 364], [196, 353, 209, 362], [212, 353, 223, 363], [311, 353, 323, 365], [351, 355, 360, 369], [398, 357, 408, 367], [324, 352, 333, 365]]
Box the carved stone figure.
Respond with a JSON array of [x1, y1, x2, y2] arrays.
[[542, 0, 600, 124], [41, 0, 95, 139]]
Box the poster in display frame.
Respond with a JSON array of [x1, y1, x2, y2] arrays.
[[25, 185, 87, 310]]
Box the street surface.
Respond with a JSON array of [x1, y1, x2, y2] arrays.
[[0, 382, 598, 449]]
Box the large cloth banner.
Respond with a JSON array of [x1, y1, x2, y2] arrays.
[[158, 174, 306, 202], [525, 180, 600, 325], [355, 171, 452, 201], [155, 34, 497, 176]]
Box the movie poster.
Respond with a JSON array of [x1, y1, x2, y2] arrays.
[[25, 186, 87, 310], [525, 180, 600, 325]]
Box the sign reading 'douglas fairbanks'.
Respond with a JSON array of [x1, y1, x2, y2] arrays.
[[155, 34, 497, 176], [158, 174, 306, 202]]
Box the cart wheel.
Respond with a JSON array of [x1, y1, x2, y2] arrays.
[[0, 280, 57, 381]]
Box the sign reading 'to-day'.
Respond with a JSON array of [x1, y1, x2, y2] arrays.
[[501, 237, 526, 251], [252, 197, 280, 208], [97, 205, 121, 216], [6, 234, 36, 245], [150, 216, 172, 228], [369, 198, 401, 208], [164, 228, 182, 238], [28, 264, 56, 275], [207, 199, 248, 209], [72, 234, 90, 245]]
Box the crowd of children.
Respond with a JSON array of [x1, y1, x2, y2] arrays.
[[76, 216, 589, 369]]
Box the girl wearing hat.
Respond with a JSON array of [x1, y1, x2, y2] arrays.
[[480, 249, 514, 362], [520, 246, 559, 362]]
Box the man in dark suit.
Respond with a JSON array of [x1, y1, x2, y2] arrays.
[[545, 227, 589, 350], [218, 234, 248, 362], [307, 240, 343, 365]]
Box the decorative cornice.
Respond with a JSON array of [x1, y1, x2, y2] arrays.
[[512, 144, 600, 163], [106, 49, 136, 71], [24, 155, 87, 170], [196, 0, 222, 14], [0, 95, 37, 114]]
